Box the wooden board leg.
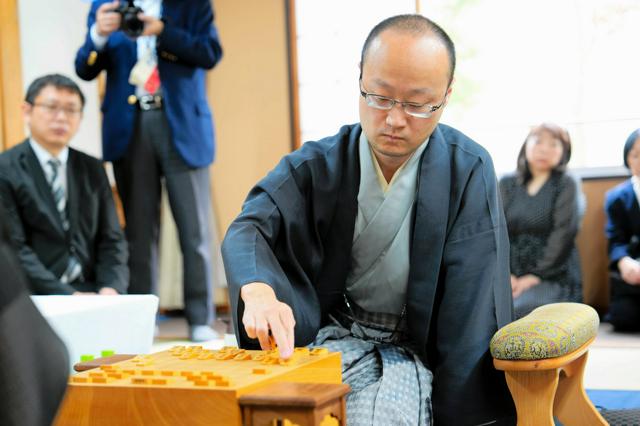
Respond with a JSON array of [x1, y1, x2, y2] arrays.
[[554, 353, 608, 426], [504, 369, 559, 426]]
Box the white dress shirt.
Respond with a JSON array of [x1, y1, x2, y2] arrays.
[[29, 138, 69, 199]]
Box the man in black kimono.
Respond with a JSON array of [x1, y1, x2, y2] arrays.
[[222, 14, 515, 425]]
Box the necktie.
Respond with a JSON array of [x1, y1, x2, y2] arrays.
[[47, 159, 82, 284], [48, 159, 68, 230]]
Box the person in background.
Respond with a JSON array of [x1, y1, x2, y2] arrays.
[[0, 201, 69, 426], [500, 123, 583, 318], [75, 0, 223, 341], [604, 128, 640, 332], [0, 74, 128, 295]]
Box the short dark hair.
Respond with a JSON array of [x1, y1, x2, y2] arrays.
[[24, 74, 85, 108], [516, 123, 572, 185], [623, 129, 640, 168], [360, 14, 456, 86]]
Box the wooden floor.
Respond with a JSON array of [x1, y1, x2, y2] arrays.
[[586, 323, 640, 390]]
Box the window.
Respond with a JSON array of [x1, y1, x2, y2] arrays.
[[295, 0, 416, 143], [295, 0, 640, 173]]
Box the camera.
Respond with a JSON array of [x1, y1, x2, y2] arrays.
[[115, 0, 144, 38]]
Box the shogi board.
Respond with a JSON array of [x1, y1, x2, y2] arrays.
[[54, 345, 342, 425]]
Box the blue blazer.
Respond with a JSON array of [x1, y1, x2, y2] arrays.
[[75, 0, 223, 167], [605, 178, 640, 269]]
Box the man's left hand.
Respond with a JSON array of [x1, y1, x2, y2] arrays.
[[98, 287, 119, 295], [512, 274, 541, 299], [138, 13, 164, 36]]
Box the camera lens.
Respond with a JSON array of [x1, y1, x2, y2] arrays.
[[117, 2, 144, 38], [121, 12, 144, 37]]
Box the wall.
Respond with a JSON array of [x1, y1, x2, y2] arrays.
[[12, 0, 293, 308], [294, 0, 416, 144], [208, 0, 292, 233], [6, 0, 632, 314], [17, 0, 102, 157], [577, 176, 627, 313], [0, 0, 24, 150], [160, 0, 293, 307], [14, 0, 294, 233]]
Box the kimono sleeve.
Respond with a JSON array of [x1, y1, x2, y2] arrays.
[[222, 184, 322, 349]]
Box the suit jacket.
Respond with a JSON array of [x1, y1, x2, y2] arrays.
[[222, 124, 516, 425], [0, 141, 128, 294], [0, 204, 69, 426], [75, 0, 223, 167], [605, 178, 640, 269]]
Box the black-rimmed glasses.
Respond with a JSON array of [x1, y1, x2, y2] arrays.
[[31, 103, 82, 118], [359, 80, 447, 119]]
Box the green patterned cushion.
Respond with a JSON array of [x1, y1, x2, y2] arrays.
[[490, 303, 599, 360]]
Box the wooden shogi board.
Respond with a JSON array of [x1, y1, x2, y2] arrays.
[[54, 345, 342, 425]]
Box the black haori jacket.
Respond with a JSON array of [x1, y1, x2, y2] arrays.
[[222, 123, 516, 425]]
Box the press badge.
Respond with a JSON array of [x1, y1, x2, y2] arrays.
[[128, 59, 155, 87]]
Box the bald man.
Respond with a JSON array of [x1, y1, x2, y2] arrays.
[[223, 15, 515, 425]]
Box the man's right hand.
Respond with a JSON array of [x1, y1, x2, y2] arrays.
[[95, 1, 121, 37], [618, 256, 640, 285], [240, 282, 295, 359]]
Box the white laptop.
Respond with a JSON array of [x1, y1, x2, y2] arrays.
[[31, 295, 159, 368]]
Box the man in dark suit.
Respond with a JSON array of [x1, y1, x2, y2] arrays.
[[0, 74, 128, 295], [75, 0, 222, 341]]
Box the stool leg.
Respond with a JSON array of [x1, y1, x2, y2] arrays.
[[504, 369, 559, 426], [554, 352, 608, 426], [242, 407, 253, 426]]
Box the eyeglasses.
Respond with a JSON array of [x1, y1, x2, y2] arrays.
[[32, 103, 82, 118], [359, 80, 447, 119]]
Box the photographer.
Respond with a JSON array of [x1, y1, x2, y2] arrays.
[[75, 0, 223, 342]]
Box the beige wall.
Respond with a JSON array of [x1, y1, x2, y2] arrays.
[[208, 0, 292, 234], [0, 0, 24, 151], [17, 0, 101, 157], [12, 0, 293, 234], [577, 177, 627, 313]]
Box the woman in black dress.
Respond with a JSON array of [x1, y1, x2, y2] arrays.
[[500, 123, 582, 319]]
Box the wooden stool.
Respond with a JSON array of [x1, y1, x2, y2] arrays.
[[239, 382, 350, 426], [490, 303, 607, 426], [494, 338, 607, 426]]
